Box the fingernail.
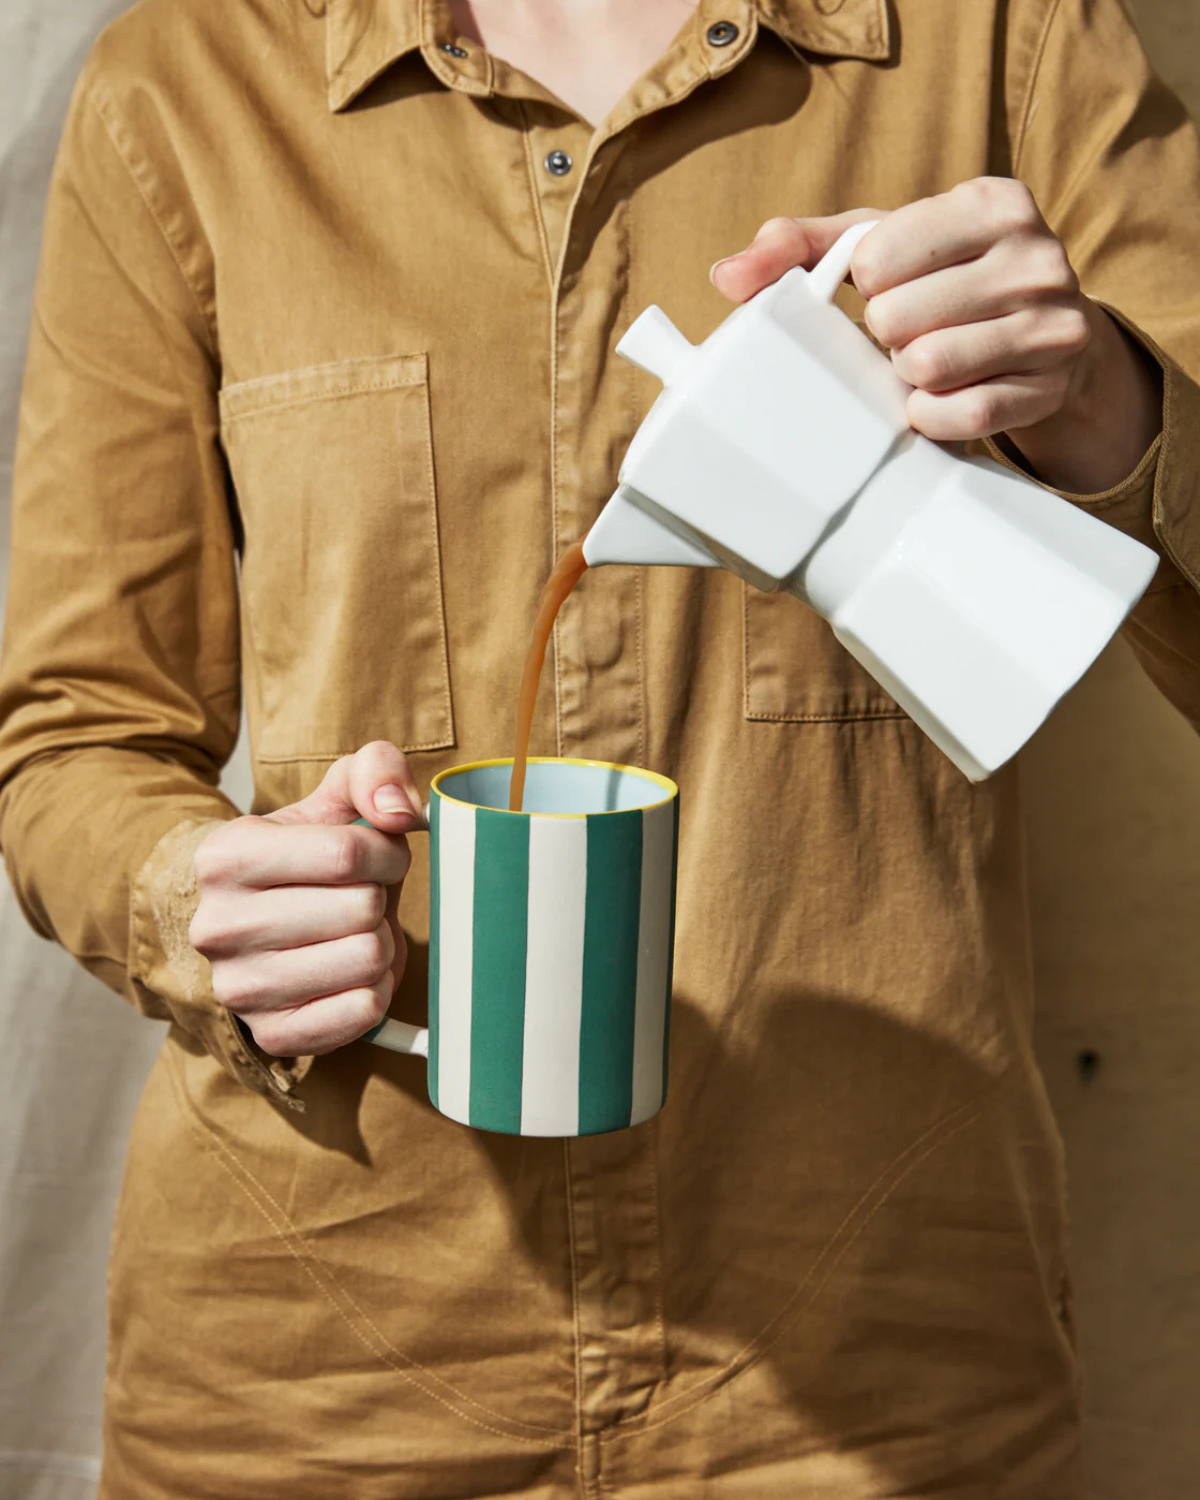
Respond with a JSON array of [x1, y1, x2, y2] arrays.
[[709, 255, 736, 285], [374, 784, 413, 815]]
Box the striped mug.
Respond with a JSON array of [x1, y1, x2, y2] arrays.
[[363, 757, 679, 1137]]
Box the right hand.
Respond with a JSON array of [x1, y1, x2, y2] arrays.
[[189, 741, 424, 1057]]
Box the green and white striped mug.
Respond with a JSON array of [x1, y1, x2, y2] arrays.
[[362, 757, 679, 1137]]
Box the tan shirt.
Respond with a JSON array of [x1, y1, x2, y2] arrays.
[[3, 0, 1200, 1493]]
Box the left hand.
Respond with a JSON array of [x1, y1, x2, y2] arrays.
[[711, 177, 1162, 495]]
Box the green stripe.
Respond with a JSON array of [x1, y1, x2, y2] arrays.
[[427, 792, 441, 1111], [579, 811, 643, 1134], [662, 795, 680, 1106], [469, 809, 530, 1132]]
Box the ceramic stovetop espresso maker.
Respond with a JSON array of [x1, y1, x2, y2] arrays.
[[584, 221, 1158, 781]]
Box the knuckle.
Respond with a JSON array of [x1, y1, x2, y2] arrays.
[[1059, 308, 1092, 356], [994, 178, 1039, 232], [193, 825, 234, 885], [955, 176, 1002, 215], [192, 842, 218, 886], [965, 387, 1000, 433], [906, 341, 944, 388], [359, 738, 402, 764], [352, 927, 390, 981], [357, 985, 390, 1029], [324, 827, 361, 883], [187, 906, 219, 956], [352, 882, 387, 931], [853, 247, 887, 296], [209, 966, 242, 1012], [1068, 309, 1098, 355], [248, 1015, 292, 1057], [863, 296, 892, 343], [1027, 241, 1074, 295]]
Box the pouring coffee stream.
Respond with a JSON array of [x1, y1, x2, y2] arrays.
[[508, 539, 589, 812]]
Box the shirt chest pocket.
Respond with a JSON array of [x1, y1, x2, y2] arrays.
[[219, 355, 454, 762], [743, 586, 906, 724]]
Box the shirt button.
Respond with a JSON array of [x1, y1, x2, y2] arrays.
[[440, 41, 468, 58], [706, 20, 739, 47], [544, 149, 573, 177]]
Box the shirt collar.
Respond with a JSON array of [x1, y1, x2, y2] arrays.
[[325, 0, 891, 113]]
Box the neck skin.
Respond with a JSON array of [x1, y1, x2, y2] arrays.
[[447, 0, 700, 126]]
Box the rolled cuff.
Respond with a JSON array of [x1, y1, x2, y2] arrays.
[[982, 301, 1200, 599], [129, 815, 314, 1107]]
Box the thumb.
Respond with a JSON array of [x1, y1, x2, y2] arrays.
[[267, 740, 426, 833], [709, 207, 884, 304]]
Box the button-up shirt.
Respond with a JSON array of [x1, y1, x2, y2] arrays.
[[2, 0, 1199, 1493]]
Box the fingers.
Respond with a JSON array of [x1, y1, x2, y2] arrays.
[[209, 919, 396, 1016], [906, 370, 1076, 443], [189, 880, 387, 957], [889, 305, 1091, 394], [271, 741, 425, 833], [710, 207, 883, 303], [863, 244, 1082, 352], [849, 179, 1047, 296], [194, 817, 411, 891], [190, 742, 425, 1058], [247, 980, 394, 1058]]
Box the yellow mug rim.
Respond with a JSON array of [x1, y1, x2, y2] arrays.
[[430, 757, 678, 818]]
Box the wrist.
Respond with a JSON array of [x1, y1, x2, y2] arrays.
[[1003, 301, 1162, 495]]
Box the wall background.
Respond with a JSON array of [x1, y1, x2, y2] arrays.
[[0, 3, 1197, 1497]]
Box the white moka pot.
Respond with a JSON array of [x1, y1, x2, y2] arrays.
[[583, 221, 1158, 781]]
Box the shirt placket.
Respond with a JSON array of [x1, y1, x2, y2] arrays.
[[423, 1, 755, 1437], [542, 11, 756, 1434]]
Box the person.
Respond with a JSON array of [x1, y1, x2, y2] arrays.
[[1, 0, 1198, 1493]]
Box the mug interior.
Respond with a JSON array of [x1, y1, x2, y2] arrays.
[[435, 758, 675, 816]]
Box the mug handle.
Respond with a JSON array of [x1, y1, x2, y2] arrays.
[[353, 813, 431, 1059], [802, 218, 882, 304]]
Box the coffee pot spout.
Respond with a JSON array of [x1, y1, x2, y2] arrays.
[[583, 484, 721, 570]]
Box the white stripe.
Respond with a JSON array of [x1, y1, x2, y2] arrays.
[[436, 797, 476, 1125], [630, 801, 674, 1125], [520, 816, 587, 1136]]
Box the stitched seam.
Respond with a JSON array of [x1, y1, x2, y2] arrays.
[[1148, 337, 1198, 592], [646, 1124, 669, 1381], [88, 86, 217, 356], [564, 1140, 587, 1485], [1011, 0, 1063, 177], [412, 369, 456, 747], [630, 188, 647, 772], [604, 1085, 1000, 1440], [743, 585, 905, 722], [221, 352, 427, 399], [745, 708, 909, 723], [742, 586, 752, 717], [163, 1054, 571, 1445], [221, 375, 427, 422], [254, 739, 454, 764], [517, 103, 556, 292], [550, 254, 564, 761]]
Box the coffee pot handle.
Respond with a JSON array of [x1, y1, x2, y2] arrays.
[[803, 218, 882, 303], [350, 815, 432, 1057]]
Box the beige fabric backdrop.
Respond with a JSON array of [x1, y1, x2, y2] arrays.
[[0, 3, 1196, 1497]]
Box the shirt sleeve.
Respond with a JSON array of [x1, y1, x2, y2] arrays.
[[0, 56, 307, 1105], [984, 0, 1200, 735]]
